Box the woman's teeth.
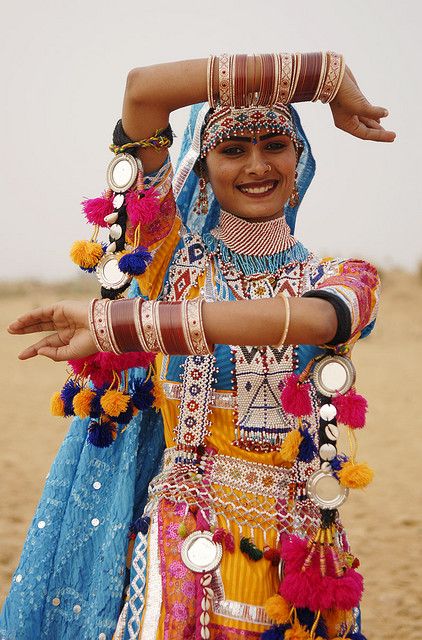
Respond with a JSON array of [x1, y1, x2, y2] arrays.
[[238, 182, 275, 194]]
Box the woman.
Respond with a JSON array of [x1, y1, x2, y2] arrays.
[[1, 53, 395, 640]]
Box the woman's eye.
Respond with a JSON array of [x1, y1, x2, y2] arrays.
[[266, 142, 286, 151], [221, 146, 243, 155]]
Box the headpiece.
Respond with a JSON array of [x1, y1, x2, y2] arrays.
[[200, 103, 303, 158]]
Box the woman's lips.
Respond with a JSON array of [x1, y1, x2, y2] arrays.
[[236, 180, 278, 197]]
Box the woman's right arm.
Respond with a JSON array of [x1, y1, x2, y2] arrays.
[[122, 56, 395, 174]]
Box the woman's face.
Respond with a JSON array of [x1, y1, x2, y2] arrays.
[[204, 130, 297, 222]]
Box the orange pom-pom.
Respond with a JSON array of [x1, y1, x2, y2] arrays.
[[264, 594, 291, 624], [274, 429, 303, 466], [50, 391, 65, 417], [100, 389, 130, 417], [73, 388, 96, 418], [338, 460, 374, 489], [284, 620, 311, 639], [70, 240, 104, 269], [323, 608, 352, 637]]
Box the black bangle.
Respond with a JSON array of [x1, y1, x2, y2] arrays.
[[112, 119, 174, 157], [302, 289, 352, 345]]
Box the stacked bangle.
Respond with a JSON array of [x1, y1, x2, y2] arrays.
[[89, 298, 214, 356], [212, 51, 345, 108], [273, 294, 291, 349]]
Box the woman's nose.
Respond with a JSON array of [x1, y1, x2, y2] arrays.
[[245, 150, 271, 176]]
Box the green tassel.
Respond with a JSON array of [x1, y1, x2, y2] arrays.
[[240, 537, 263, 561]]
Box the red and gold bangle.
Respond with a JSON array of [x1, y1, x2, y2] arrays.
[[140, 300, 160, 352], [291, 52, 322, 102], [287, 53, 301, 103], [109, 298, 148, 353], [312, 51, 327, 102], [134, 297, 150, 352], [234, 53, 248, 107], [89, 298, 117, 354], [89, 298, 103, 352], [257, 53, 275, 106], [277, 53, 293, 104], [207, 55, 217, 109], [329, 54, 345, 102], [218, 53, 231, 106], [184, 298, 213, 355], [269, 53, 280, 106], [157, 302, 191, 355], [319, 52, 344, 103]]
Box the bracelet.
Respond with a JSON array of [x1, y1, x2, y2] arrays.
[[257, 53, 275, 106], [277, 53, 293, 104], [218, 53, 231, 106], [319, 52, 344, 103], [329, 54, 346, 102], [88, 298, 103, 352], [109, 298, 144, 353], [184, 297, 214, 355], [312, 51, 327, 102], [273, 294, 291, 348], [89, 298, 117, 354], [234, 53, 248, 107], [291, 52, 322, 103], [207, 55, 217, 108]]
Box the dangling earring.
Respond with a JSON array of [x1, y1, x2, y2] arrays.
[[196, 164, 209, 215], [288, 172, 300, 207]]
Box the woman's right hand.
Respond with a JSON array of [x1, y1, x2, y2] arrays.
[[330, 66, 396, 142], [8, 301, 98, 362]]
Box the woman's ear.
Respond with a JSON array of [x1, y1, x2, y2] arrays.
[[193, 159, 208, 180]]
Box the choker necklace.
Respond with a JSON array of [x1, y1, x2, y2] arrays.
[[203, 209, 309, 275]]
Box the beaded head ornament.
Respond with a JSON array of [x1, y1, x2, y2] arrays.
[[173, 102, 316, 236]]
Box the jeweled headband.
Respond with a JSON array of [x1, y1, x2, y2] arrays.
[[200, 103, 302, 158]]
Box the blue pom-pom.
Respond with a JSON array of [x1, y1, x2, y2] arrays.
[[261, 624, 289, 639], [131, 378, 154, 410], [131, 515, 151, 535], [60, 380, 81, 416], [87, 418, 117, 448], [330, 453, 349, 475], [296, 608, 328, 638], [117, 402, 134, 425], [347, 633, 367, 640], [298, 427, 318, 463], [118, 246, 152, 276]]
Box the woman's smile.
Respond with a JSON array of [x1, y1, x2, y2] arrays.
[[236, 179, 279, 197]]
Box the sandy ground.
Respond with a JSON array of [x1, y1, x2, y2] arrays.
[[0, 273, 421, 639]]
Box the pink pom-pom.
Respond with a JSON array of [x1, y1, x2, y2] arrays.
[[225, 532, 235, 553], [280, 374, 312, 417], [82, 195, 113, 227], [212, 528, 226, 543], [69, 351, 155, 388], [126, 188, 161, 226], [332, 389, 368, 429], [279, 535, 363, 611]]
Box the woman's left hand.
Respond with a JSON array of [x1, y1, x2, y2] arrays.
[[330, 66, 396, 142], [8, 301, 98, 362]]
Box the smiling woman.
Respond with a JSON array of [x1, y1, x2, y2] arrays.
[[1, 52, 394, 640]]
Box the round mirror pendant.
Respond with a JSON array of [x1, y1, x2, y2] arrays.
[[96, 254, 131, 290], [181, 531, 223, 573], [106, 154, 138, 193], [313, 355, 356, 397], [306, 469, 349, 509]]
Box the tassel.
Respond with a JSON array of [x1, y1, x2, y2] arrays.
[[225, 531, 235, 553], [274, 430, 303, 466], [60, 379, 81, 416], [297, 427, 317, 463], [280, 374, 312, 417], [323, 608, 352, 638], [261, 625, 290, 639], [264, 595, 291, 624], [338, 461, 374, 489], [70, 240, 104, 269], [73, 388, 96, 418], [100, 389, 130, 417], [284, 621, 311, 639], [126, 188, 161, 226], [347, 633, 368, 640], [330, 454, 348, 474], [212, 528, 226, 543], [131, 515, 151, 535], [117, 402, 135, 425], [81, 195, 113, 227], [296, 608, 328, 638], [50, 391, 65, 417], [118, 246, 152, 275], [332, 389, 367, 429], [264, 546, 281, 566], [240, 537, 263, 561], [131, 377, 154, 410], [87, 417, 117, 448]]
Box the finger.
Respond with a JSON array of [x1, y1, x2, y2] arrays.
[[346, 119, 396, 142], [18, 333, 65, 361], [8, 305, 57, 334], [358, 102, 390, 120], [359, 117, 384, 130], [8, 320, 57, 335]]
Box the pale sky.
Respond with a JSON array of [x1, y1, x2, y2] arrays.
[[2, 0, 421, 281]]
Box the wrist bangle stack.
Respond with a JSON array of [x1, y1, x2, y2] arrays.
[[273, 294, 291, 349], [90, 297, 214, 356], [207, 55, 217, 108]]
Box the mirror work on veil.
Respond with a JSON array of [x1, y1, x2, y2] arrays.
[[2, 52, 395, 640]]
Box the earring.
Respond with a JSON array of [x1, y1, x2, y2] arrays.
[[196, 166, 209, 215], [288, 172, 300, 207]]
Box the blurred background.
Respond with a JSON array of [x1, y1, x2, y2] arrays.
[[1, 1, 421, 638]]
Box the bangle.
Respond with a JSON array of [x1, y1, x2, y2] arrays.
[[207, 55, 217, 108], [90, 298, 117, 353], [291, 52, 322, 102], [89, 298, 103, 352], [273, 294, 291, 348], [277, 53, 293, 104], [234, 53, 248, 107], [257, 53, 275, 106], [184, 298, 214, 355], [134, 297, 150, 352], [329, 54, 346, 102], [218, 53, 231, 106], [312, 51, 327, 102], [287, 53, 301, 103], [141, 300, 160, 352], [319, 52, 344, 103], [109, 298, 148, 353]]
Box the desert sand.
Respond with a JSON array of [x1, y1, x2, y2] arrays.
[[0, 272, 421, 639]]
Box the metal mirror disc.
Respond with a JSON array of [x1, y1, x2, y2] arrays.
[[313, 356, 356, 397], [106, 154, 137, 192], [307, 469, 349, 509], [96, 254, 130, 289], [113, 194, 125, 209], [181, 531, 222, 573]]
